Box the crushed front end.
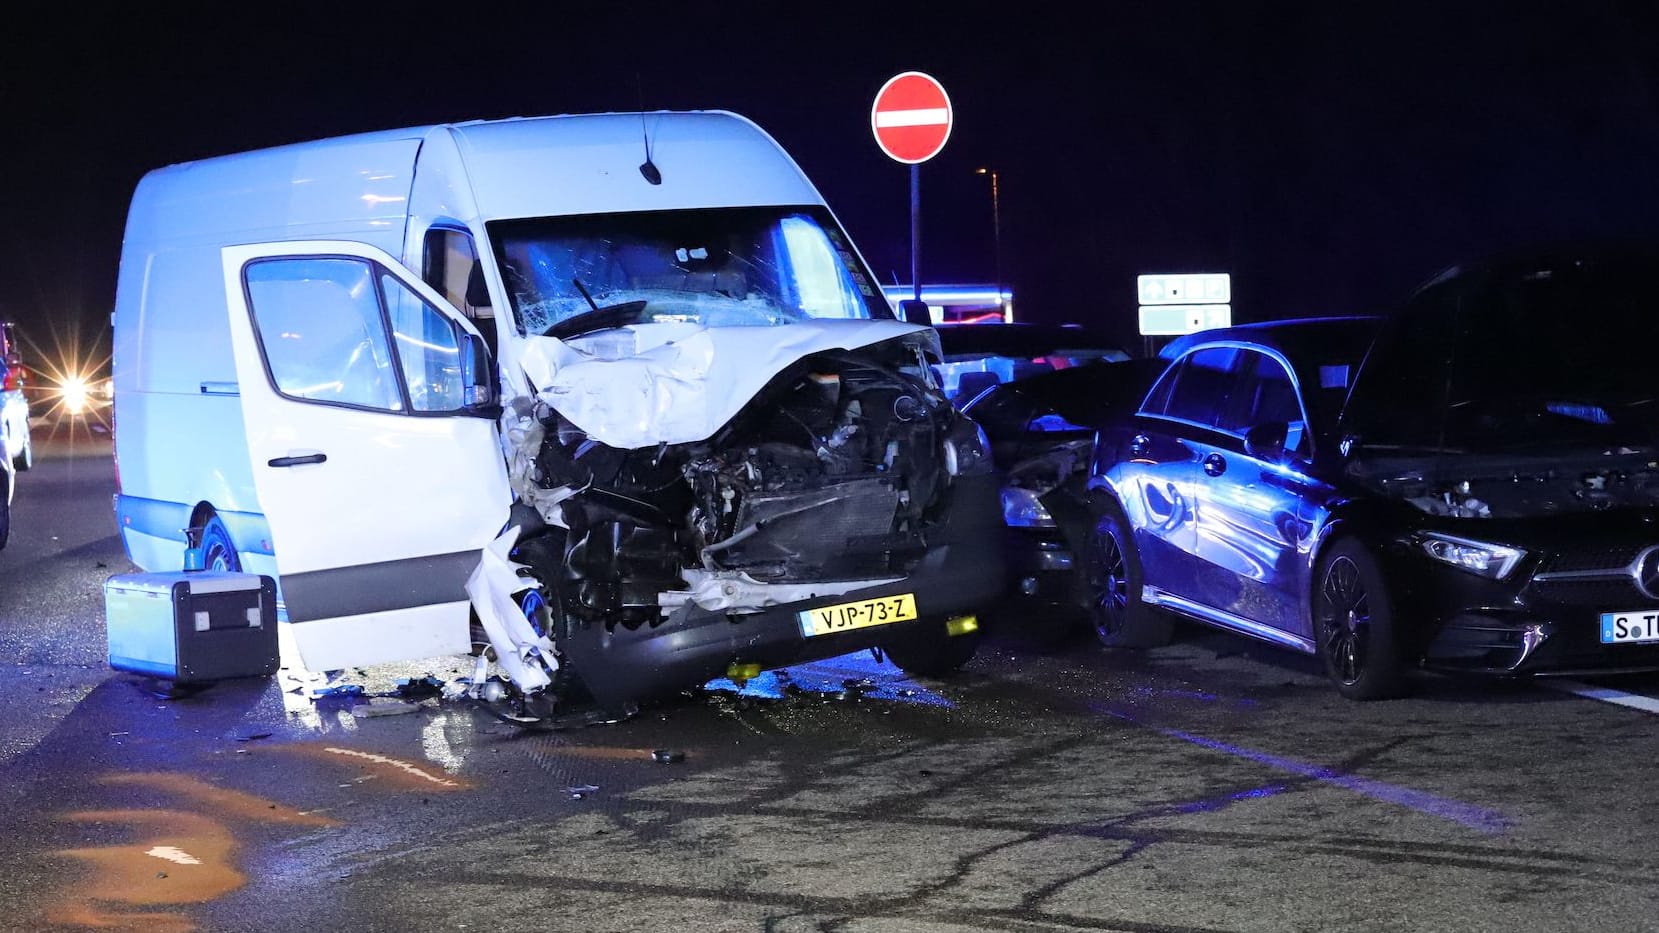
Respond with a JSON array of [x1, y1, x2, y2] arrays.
[[468, 332, 1005, 711]]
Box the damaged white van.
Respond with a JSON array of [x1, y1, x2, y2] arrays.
[[111, 111, 1005, 714]]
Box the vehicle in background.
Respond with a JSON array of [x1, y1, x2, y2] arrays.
[[932, 321, 1131, 405], [960, 356, 1165, 632], [0, 324, 29, 471], [51, 370, 112, 422], [112, 111, 1005, 717], [1086, 247, 1659, 699]]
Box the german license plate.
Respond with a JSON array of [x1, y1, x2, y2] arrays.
[[798, 593, 918, 637], [1600, 610, 1659, 645]]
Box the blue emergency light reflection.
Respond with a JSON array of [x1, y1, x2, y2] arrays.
[[702, 651, 956, 708], [1094, 702, 1509, 834]]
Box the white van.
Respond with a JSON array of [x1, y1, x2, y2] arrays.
[[112, 111, 1005, 713]]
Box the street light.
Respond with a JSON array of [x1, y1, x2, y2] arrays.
[[975, 167, 1006, 321]]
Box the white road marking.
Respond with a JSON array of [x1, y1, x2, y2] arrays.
[[323, 746, 462, 787], [145, 846, 202, 865], [1548, 680, 1659, 715]]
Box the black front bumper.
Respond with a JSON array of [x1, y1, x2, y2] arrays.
[[563, 472, 1007, 707], [1387, 521, 1659, 676]]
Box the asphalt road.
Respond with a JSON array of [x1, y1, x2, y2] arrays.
[[3, 428, 1659, 932]]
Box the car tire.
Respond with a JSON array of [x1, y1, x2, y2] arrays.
[[190, 514, 241, 573], [1313, 538, 1408, 700], [0, 476, 10, 551], [1083, 496, 1172, 649], [12, 430, 30, 472], [882, 617, 983, 677]]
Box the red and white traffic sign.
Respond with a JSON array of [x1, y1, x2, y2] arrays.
[[871, 71, 952, 164]]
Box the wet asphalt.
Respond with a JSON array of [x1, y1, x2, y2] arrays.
[[3, 427, 1659, 932]]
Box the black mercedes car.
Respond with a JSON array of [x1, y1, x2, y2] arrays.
[[1084, 243, 1659, 698]]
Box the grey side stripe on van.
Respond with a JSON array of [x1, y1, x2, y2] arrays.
[[280, 550, 481, 623]]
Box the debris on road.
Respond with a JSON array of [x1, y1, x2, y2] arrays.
[[350, 700, 424, 719], [566, 784, 600, 800], [651, 749, 685, 764]]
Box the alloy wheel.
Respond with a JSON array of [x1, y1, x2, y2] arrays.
[[1318, 555, 1370, 685], [1088, 520, 1130, 641]]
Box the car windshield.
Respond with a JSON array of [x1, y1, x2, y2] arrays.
[[1352, 252, 1659, 453], [488, 206, 893, 337]]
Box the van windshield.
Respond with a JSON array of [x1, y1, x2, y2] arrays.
[[488, 206, 894, 337]]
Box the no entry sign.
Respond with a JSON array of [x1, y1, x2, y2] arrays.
[[871, 72, 952, 164]]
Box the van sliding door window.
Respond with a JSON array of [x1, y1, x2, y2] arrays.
[[382, 274, 465, 412], [244, 258, 402, 411]]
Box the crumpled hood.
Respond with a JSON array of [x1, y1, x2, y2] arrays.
[[519, 319, 939, 449]]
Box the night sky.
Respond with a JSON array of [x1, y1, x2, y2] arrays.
[[4, 1, 1657, 369]]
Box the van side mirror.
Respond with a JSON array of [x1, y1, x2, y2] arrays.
[[897, 299, 932, 326], [459, 331, 497, 414]]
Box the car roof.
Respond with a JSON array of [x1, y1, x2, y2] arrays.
[[933, 322, 1126, 358], [1157, 315, 1382, 360], [1409, 237, 1659, 296]]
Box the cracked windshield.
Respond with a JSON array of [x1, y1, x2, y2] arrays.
[[490, 206, 891, 338]]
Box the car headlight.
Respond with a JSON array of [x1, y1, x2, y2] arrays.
[[1413, 532, 1526, 579], [943, 418, 993, 476], [1000, 486, 1056, 527]]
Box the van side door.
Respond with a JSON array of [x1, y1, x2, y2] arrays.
[[220, 240, 510, 672]]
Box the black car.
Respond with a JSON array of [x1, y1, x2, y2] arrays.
[[932, 322, 1131, 406], [1085, 245, 1659, 698], [932, 324, 1159, 629]]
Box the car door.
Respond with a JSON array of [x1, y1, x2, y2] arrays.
[[1189, 348, 1319, 645], [221, 240, 511, 672], [1111, 346, 1244, 602]]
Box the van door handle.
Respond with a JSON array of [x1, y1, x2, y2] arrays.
[[1202, 453, 1226, 476], [268, 452, 327, 467]]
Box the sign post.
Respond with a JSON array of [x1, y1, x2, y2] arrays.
[[872, 72, 952, 302]]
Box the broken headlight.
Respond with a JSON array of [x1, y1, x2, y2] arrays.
[[1412, 531, 1525, 580], [942, 418, 993, 476], [1000, 486, 1056, 528]]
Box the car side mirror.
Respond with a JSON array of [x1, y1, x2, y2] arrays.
[[459, 331, 498, 414], [1244, 421, 1289, 460], [897, 299, 932, 326]]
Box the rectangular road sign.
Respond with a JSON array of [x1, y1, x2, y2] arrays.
[[1138, 304, 1232, 336], [1137, 273, 1231, 306]]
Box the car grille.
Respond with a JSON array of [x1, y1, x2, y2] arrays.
[[1529, 543, 1654, 607], [1537, 545, 1645, 575]]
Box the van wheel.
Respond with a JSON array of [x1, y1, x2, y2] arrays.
[[12, 431, 30, 471], [190, 514, 241, 572], [0, 477, 10, 551], [1313, 539, 1407, 700], [1083, 497, 1172, 648], [882, 617, 982, 677]]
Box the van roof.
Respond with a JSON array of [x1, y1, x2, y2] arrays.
[[125, 111, 824, 248]]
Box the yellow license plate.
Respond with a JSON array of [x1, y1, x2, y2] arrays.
[[798, 593, 918, 637]]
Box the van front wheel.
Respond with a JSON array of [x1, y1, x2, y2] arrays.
[[190, 514, 241, 573]]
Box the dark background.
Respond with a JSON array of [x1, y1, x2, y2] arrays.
[[3, 1, 1657, 368]]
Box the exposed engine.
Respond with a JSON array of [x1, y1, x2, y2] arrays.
[[1359, 449, 1659, 518], [511, 346, 958, 630]]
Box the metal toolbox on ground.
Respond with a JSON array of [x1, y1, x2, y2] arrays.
[[105, 571, 279, 683]]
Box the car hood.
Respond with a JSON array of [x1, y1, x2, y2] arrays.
[[519, 319, 940, 449], [1350, 447, 1659, 519]]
